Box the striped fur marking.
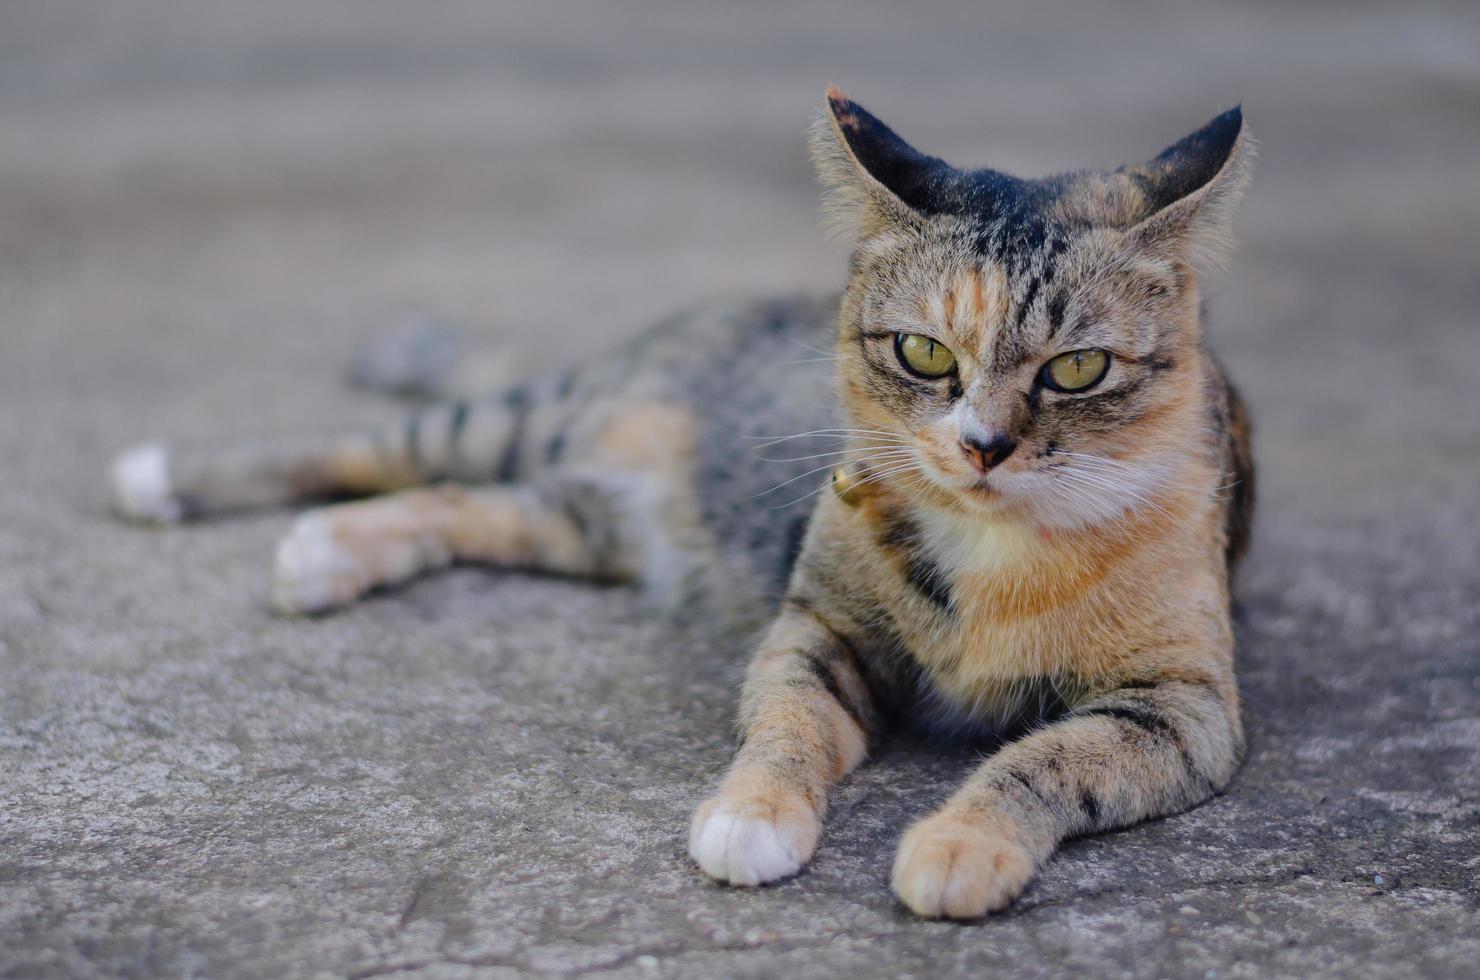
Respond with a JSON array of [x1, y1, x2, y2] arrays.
[[878, 511, 954, 613]]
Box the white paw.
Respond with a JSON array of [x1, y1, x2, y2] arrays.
[[688, 796, 819, 887], [110, 443, 183, 523], [272, 515, 361, 614]]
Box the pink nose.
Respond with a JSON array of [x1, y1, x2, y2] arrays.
[[960, 432, 1018, 472]]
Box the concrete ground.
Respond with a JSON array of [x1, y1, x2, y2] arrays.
[[2, 1, 1477, 977]]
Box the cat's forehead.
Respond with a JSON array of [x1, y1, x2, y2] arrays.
[[872, 206, 1114, 361], [902, 170, 1083, 273]]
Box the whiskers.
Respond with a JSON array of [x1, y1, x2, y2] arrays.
[[743, 427, 907, 451], [745, 433, 1220, 525], [1035, 450, 1212, 528], [748, 427, 929, 509], [776, 337, 844, 367]]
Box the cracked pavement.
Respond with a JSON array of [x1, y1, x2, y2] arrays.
[[2, 1, 1477, 977]]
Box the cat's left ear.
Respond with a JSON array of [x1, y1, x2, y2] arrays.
[[1120, 107, 1256, 269], [808, 87, 953, 240]]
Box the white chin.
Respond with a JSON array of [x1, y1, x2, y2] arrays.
[[1005, 470, 1145, 531], [958, 485, 1017, 512]]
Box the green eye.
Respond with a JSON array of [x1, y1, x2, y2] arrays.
[[1043, 349, 1110, 392], [896, 334, 957, 378]]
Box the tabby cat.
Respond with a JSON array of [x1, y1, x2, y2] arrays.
[[110, 89, 1255, 918]]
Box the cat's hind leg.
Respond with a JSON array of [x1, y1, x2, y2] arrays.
[[271, 471, 674, 614]]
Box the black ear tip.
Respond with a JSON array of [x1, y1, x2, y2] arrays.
[[824, 86, 863, 128], [1155, 105, 1245, 169], [814, 90, 952, 212], [1203, 105, 1245, 148]]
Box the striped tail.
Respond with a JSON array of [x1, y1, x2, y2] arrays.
[[109, 384, 548, 523]]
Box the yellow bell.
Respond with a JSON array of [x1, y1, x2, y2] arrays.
[[831, 465, 868, 507]]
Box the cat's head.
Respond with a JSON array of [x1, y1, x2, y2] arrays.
[[811, 89, 1254, 529]]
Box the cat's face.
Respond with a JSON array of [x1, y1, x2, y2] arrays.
[[840, 222, 1201, 529], [813, 91, 1252, 529]]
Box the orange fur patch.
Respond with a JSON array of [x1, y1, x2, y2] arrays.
[[322, 438, 419, 494], [593, 402, 697, 469]]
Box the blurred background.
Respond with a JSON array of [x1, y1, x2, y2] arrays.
[[3, 2, 1477, 977], [2, 1, 1476, 516]]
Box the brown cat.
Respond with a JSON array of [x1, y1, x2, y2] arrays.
[[110, 88, 1255, 918]]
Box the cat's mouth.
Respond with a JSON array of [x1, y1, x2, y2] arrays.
[[945, 463, 1056, 515], [963, 479, 1001, 499], [940, 474, 1019, 513], [912, 451, 1014, 505]]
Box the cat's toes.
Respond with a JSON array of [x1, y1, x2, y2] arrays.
[[110, 443, 184, 524], [891, 813, 1037, 919], [272, 514, 362, 614], [688, 793, 820, 887]]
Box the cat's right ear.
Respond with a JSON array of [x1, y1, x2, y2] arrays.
[[1119, 107, 1256, 271], [809, 87, 950, 241]]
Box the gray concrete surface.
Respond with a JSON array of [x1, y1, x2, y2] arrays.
[[2, 1, 1478, 976]]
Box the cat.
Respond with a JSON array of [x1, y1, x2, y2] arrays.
[[110, 88, 1255, 919]]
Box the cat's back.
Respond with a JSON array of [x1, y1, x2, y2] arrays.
[[1199, 348, 1255, 569], [674, 295, 845, 591]]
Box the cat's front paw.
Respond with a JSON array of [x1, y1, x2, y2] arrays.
[[110, 443, 184, 523], [891, 812, 1037, 919], [688, 791, 820, 887]]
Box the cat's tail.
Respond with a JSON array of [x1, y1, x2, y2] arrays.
[[109, 381, 559, 523]]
